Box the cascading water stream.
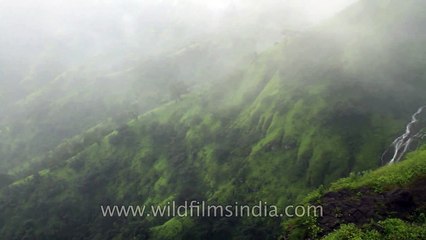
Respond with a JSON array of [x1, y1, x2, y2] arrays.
[[382, 106, 426, 165]]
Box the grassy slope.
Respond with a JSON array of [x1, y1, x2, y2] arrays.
[[286, 148, 426, 240], [1, 0, 426, 239], [0, 39, 245, 174]]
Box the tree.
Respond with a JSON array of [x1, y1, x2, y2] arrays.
[[169, 80, 189, 101]]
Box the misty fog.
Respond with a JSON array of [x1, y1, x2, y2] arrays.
[[0, 0, 356, 172]]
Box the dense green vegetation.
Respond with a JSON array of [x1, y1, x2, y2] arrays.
[[323, 219, 426, 240], [0, 0, 426, 239]]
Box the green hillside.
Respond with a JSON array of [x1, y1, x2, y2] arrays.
[[0, 39, 252, 175], [285, 147, 426, 239], [1, 0, 426, 239]]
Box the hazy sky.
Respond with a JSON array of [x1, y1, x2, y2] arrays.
[[0, 0, 358, 83], [0, 0, 358, 38], [291, 0, 358, 22]]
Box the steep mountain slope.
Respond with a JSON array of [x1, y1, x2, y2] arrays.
[[1, 0, 426, 239], [0, 39, 253, 175]]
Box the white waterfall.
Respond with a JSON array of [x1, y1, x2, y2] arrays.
[[382, 106, 426, 165]]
